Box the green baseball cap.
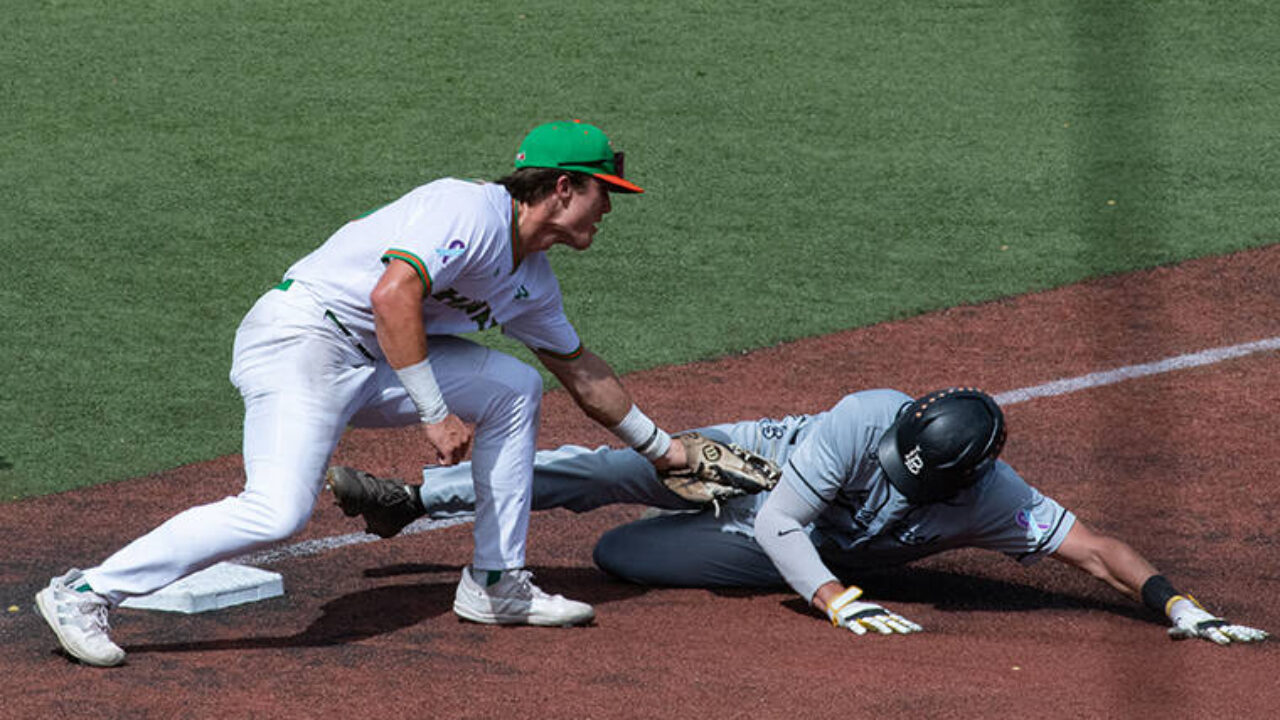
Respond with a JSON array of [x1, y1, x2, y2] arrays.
[[514, 120, 644, 194]]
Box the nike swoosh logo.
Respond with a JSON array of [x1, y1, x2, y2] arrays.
[[776, 528, 804, 537]]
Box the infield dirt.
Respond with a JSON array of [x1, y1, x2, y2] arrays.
[[3, 245, 1278, 719]]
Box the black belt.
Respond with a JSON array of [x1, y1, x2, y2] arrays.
[[323, 310, 376, 361], [273, 279, 375, 361]]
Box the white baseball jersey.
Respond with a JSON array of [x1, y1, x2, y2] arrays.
[[283, 178, 582, 360], [82, 180, 572, 603]]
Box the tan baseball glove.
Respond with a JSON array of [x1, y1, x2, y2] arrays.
[[660, 432, 782, 503]]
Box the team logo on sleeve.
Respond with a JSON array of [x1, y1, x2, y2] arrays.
[[1015, 509, 1051, 533], [435, 239, 467, 264]]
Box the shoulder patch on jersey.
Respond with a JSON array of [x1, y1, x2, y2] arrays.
[[435, 239, 467, 264], [1014, 508, 1050, 531]]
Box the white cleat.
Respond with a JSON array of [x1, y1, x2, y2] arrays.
[[35, 569, 125, 667], [453, 566, 594, 627]]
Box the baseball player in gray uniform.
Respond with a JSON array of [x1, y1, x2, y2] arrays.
[[36, 120, 689, 667], [329, 388, 1267, 645]]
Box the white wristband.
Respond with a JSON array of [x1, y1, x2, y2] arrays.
[[395, 357, 449, 424], [609, 404, 672, 461]]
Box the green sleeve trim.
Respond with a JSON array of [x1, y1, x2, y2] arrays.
[[509, 199, 523, 273], [382, 248, 432, 294], [535, 343, 584, 362]]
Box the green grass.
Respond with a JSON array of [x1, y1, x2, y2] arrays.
[[3, 1, 1278, 499]]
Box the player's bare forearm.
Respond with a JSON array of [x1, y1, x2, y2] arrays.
[[538, 348, 685, 469], [371, 260, 428, 369], [812, 581, 849, 612], [1050, 521, 1158, 601], [370, 260, 472, 463], [1053, 521, 1268, 644], [537, 347, 633, 426]]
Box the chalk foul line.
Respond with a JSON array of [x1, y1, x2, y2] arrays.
[[235, 516, 473, 566], [239, 334, 1280, 567], [993, 336, 1280, 406]]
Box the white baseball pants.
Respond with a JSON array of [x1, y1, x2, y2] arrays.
[[84, 282, 541, 605]]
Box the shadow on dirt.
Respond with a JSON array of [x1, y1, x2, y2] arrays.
[[128, 581, 456, 655], [759, 566, 1153, 624], [361, 563, 650, 607], [125, 566, 647, 657]]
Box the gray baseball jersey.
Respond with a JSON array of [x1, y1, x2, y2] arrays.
[[755, 389, 1075, 600], [417, 389, 1074, 596]]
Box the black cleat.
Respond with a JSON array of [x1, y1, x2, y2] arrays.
[[325, 466, 425, 538]]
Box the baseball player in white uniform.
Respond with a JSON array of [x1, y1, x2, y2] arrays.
[[330, 388, 1267, 645], [36, 120, 688, 667]]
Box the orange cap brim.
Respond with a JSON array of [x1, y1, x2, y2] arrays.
[[595, 173, 644, 194]]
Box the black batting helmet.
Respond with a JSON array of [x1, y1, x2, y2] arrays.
[[876, 387, 1007, 504]]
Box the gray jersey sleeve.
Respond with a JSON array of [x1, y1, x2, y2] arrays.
[[754, 390, 912, 600], [782, 390, 910, 504], [962, 462, 1076, 565]]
